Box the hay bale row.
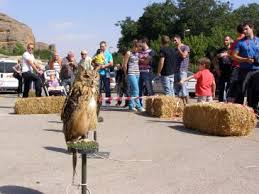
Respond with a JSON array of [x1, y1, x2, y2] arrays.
[[183, 103, 256, 136], [145, 96, 184, 118], [15, 96, 66, 114]]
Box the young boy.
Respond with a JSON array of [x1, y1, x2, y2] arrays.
[[180, 57, 216, 102]]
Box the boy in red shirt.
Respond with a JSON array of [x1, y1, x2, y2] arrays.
[[180, 57, 216, 102]]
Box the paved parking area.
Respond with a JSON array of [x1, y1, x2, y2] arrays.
[[0, 94, 258, 194]]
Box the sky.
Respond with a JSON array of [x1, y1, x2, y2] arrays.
[[0, 0, 258, 59]]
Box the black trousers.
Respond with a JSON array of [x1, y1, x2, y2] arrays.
[[244, 70, 259, 110], [22, 71, 42, 97], [13, 73, 23, 94], [218, 76, 230, 102]]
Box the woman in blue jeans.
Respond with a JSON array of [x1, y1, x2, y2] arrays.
[[122, 40, 145, 112]]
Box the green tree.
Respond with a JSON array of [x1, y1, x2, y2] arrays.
[[115, 17, 139, 51], [184, 34, 208, 71], [176, 0, 231, 36], [34, 49, 53, 60], [12, 43, 25, 55], [138, 0, 178, 40]]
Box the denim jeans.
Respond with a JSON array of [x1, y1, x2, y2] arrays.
[[127, 75, 141, 109], [139, 71, 154, 105], [161, 74, 175, 96], [99, 74, 111, 104], [174, 71, 188, 97]]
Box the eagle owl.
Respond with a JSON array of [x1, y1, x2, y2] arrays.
[[61, 68, 100, 142]]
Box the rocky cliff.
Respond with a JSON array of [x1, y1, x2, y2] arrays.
[[0, 13, 35, 50]]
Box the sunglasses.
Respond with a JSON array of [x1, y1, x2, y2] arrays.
[[81, 53, 87, 55], [28, 47, 34, 50]]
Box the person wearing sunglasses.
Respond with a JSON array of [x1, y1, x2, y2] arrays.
[[21, 43, 43, 97]]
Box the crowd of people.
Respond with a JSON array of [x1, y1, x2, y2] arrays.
[[12, 20, 259, 114]]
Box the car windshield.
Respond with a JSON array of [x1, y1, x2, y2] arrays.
[[0, 62, 4, 73]]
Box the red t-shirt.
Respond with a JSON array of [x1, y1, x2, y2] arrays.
[[194, 69, 214, 96], [229, 34, 244, 67]]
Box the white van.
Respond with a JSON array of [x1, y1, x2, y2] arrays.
[[0, 58, 18, 91]]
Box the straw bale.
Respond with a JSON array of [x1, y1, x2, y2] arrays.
[[183, 103, 256, 136], [15, 96, 65, 114], [145, 96, 155, 115], [146, 96, 184, 118]]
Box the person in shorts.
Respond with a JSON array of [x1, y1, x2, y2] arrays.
[[180, 57, 216, 103]]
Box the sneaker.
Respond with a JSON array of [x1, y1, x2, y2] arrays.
[[18, 93, 23, 97], [115, 103, 121, 107], [137, 107, 146, 112], [129, 108, 138, 112]]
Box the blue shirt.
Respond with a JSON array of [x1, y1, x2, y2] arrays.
[[234, 36, 259, 70], [99, 50, 113, 76]]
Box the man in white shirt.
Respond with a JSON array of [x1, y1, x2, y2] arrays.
[[22, 43, 43, 97], [78, 49, 93, 71]]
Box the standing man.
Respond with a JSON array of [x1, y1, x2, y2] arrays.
[[99, 41, 113, 106], [215, 36, 233, 102], [78, 49, 93, 71], [157, 35, 176, 96], [227, 24, 245, 102], [22, 43, 43, 97], [138, 38, 155, 104], [173, 35, 190, 104], [232, 21, 259, 104], [60, 51, 77, 92]]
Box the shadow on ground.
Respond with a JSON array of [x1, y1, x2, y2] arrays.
[[147, 119, 182, 124], [48, 120, 62, 124], [100, 106, 130, 112], [43, 146, 110, 159], [44, 146, 68, 154], [169, 125, 211, 136], [0, 106, 14, 109], [43, 129, 62, 133], [0, 185, 43, 194]]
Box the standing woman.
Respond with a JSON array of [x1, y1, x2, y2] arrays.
[[12, 59, 23, 97], [49, 52, 62, 73], [122, 40, 145, 112]]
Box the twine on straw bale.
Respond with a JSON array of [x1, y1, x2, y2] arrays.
[[183, 103, 257, 136], [145, 96, 184, 118], [15, 96, 65, 114]]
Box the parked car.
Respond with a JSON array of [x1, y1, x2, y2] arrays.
[[109, 71, 116, 91], [151, 71, 196, 97], [0, 58, 18, 91]]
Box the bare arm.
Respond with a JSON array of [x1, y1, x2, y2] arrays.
[[180, 75, 194, 84], [212, 80, 216, 98], [122, 51, 130, 75], [232, 50, 254, 64], [177, 45, 188, 58], [12, 64, 21, 73], [157, 57, 165, 76]]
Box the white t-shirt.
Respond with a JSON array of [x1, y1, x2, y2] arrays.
[[22, 51, 35, 72], [53, 62, 61, 73]]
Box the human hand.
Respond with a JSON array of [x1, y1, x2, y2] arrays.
[[246, 58, 254, 64]]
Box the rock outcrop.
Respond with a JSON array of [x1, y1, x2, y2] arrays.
[[0, 13, 35, 50]]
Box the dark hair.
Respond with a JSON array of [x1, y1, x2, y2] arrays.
[[243, 20, 254, 29], [174, 34, 181, 40], [99, 41, 106, 46], [236, 24, 244, 34], [96, 49, 102, 55], [140, 37, 149, 46], [198, 57, 211, 69], [161, 35, 170, 45]]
